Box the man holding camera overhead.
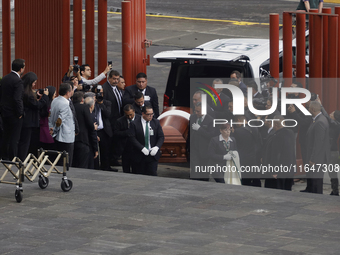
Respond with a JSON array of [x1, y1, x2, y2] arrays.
[[80, 63, 111, 86]]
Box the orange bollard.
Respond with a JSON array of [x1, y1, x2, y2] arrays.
[[62, 0, 71, 75], [283, 12, 293, 86], [2, 0, 11, 75], [98, 0, 108, 79], [270, 13, 280, 85], [73, 0, 83, 65], [328, 16, 338, 112], [85, 0, 95, 75], [322, 8, 331, 78], [296, 13, 306, 87], [122, 1, 133, 87], [309, 9, 319, 81], [310, 13, 323, 98], [335, 7, 340, 80]]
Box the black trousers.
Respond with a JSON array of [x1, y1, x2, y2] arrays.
[[1, 116, 23, 160], [132, 155, 158, 176], [122, 150, 133, 173], [53, 140, 74, 167], [18, 127, 33, 161], [73, 142, 90, 168], [306, 178, 323, 194], [97, 129, 111, 170]]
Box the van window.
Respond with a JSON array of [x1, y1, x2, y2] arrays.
[[166, 61, 247, 107]]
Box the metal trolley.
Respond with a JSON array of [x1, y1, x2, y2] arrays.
[[0, 149, 73, 203], [0, 159, 25, 202]]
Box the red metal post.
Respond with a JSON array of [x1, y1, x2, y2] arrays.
[[2, 0, 11, 75], [309, 9, 318, 80], [335, 7, 340, 80], [62, 0, 71, 76], [73, 0, 83, 65], [270, 13, 280, 85], [98, 0, 108, 78], [296, 13, 306, 87], [283, 12, 293, 86], [322, 8, 331, 78], [86, 0, 95, 76], [310, 14, 323, 98], [122, 1, 133, 87], [142, 0, 147, 74], [328, 16, 338, 112], [136, 0, 143, 74]]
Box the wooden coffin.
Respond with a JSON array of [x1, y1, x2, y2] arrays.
[[158, 107, 190, 163]]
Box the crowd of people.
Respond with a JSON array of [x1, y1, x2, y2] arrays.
[[190, 74, 340, 195], [1, 59, 339, 195], [0, 59, 164, 176]]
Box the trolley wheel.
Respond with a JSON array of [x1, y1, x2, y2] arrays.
[[61, 179, 73, 192], [38, 176, 49, 189], [15, 190, 23, 203]]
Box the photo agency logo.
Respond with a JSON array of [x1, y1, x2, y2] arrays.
[[197, 82, 312, 128]]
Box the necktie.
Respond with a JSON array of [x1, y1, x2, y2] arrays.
[[114, 87, 122, 110], [145, 121, 149, 149], [198, 117, 202, 125], [128, 119, 131, 128]]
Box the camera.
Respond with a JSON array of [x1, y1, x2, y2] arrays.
[[73, 56, 80, 73], [108, 61, 112, 70], [36, 89, 45, 99], [95, 85, 103, 102], [310, 93, 317, 101], [83, 84, 91, 92]]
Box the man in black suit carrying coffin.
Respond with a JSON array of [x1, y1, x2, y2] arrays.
[[123, 72, 159, 118], [129, 105, 164, 176], [0, 59, 25, 160]]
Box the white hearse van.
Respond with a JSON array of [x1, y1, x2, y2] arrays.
[[154, 38, 284, 110]]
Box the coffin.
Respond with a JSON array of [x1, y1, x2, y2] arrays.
[[158, 107, 190, 163]]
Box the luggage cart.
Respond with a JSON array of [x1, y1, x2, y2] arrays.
[[0, 159, 25, 202]]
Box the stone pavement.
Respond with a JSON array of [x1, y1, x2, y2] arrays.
[[0, 165, 340, 255]]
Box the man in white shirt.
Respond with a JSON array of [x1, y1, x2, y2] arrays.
[[80, 64, 111, 86]]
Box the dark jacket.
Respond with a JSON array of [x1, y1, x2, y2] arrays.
[[0, 72, 24, 118], [123, 84, 159, 118], [94, 99, 112, 137], [103, 81, 122, 128], [22, 94, 49, 128], [129, 117, 164, 161], [74, 103, 95, 146]]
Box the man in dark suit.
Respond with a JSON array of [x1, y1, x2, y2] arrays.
[[129, 105, 164, 176], [114, 104, 141, 173], [72, 93, 96, 168], [123, 72, 159, 118], [0, 59, 25, 160], [303, 101, 331, 194], [208, 79, 231, 119], [263, 115, 296, 190], [103, 70, 123, 166], [230, 70, 247, 95], [189, 102, 216, 181], [92, 86, 113, 171], [232, 115, 262, 187]]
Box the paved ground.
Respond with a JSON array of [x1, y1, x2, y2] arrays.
[[0, 165, 339, 255]]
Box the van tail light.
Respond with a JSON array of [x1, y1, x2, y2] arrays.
[[163, 94, 170, 110]]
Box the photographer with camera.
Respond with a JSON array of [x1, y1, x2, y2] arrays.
[[91, 85, 113, 171], [17, 72, 49, 161]]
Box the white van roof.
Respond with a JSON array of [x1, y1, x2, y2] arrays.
[[154, 38, 283, 66]]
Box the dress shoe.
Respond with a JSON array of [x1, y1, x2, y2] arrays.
[[300, 189, 309, 192], [330, 191, 339, 196]]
